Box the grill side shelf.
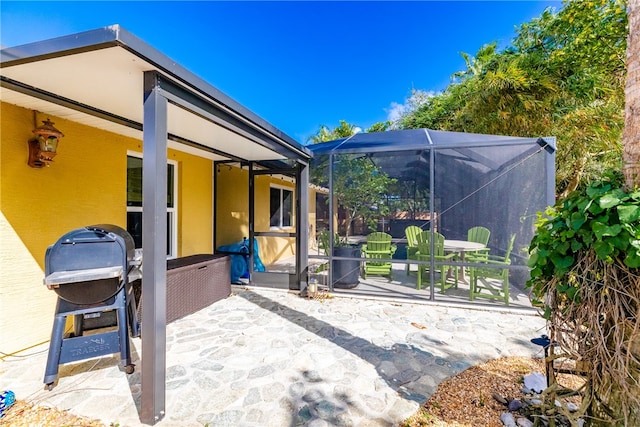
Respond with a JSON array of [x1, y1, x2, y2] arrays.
[[44, 266, 123, 287]]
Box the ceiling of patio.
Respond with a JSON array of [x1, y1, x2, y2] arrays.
[[0, 25, 310, 163]]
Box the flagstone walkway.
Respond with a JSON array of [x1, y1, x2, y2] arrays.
[[0, 286, 546, 426]]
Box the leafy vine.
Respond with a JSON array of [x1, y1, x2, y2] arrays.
[[527, 174, 640, 425]]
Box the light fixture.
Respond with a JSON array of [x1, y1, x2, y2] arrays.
[[28, 115, 64, 168]]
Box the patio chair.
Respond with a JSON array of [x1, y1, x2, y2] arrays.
[[316, 230, 338, 273], [467, 226, 491, 257], [361, 232, 396, 279], [416, 231, 457, 292], [318, 231, 329, 255], [467, 234, 516, 306], [404, 225, 422, 275]]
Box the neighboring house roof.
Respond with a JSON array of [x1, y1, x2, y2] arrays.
[[0, 24, 312, 163], [311, 184, 330, 194]]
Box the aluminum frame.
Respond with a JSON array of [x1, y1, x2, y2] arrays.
[[1, 26, 313, 426], [310, 131, 556, 300]]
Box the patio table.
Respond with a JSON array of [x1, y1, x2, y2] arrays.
[[443, 240, 486, 285]]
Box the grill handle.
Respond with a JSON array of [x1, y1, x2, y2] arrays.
[[61, 236, 116, 244]]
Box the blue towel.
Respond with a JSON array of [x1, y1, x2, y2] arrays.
[[218, 238, 265, 283], [252, 239, 266, 272]]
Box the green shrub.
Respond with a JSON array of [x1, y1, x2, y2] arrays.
[[527, 172, 640, 317]]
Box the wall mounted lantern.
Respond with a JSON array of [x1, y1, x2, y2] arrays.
[[28, 117, 64, 168]]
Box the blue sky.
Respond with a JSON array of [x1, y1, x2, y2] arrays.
[[1, 1, 562, 144]]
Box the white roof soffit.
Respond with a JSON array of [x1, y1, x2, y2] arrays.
[[0, 25, 311, 163]]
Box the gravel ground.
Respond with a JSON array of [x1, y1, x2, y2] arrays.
[[0, 400, 106, 426], [403, 356, 584, 427], [2, 356, 574, 427], [402, 356, 546, 427]]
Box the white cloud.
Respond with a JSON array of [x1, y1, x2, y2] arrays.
[[386, 102, 406, 123], [386, 89, 438, 125]]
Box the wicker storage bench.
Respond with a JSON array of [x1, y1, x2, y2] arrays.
[[166, 254, 231, 323], [135, 254, 231, 324]]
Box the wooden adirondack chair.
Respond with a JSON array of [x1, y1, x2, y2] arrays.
[[467, 226, 491, 257], [467, 234, 516, 305], [416, 231, 458, 292], [404, 225, 422, 275], [315, 231, 336, 273], [361, 232, 396, 279]]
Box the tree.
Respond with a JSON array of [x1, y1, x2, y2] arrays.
[[451, 42, 497, 81], [308, 120, 396, 238], [333, 155, 396, 238], [623, 0, 640, 189], [367, 121, 391, 133], [592, 0, 640, 424], [307, 125, 334, 145], [527, 2, 640, 425], [400, 0, 628, 197], [307, 120, 358, 144]]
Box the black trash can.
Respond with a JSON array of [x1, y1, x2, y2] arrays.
[[332, 246, 361, 289]]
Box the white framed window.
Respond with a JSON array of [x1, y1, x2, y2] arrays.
[[126, 152, 178, 258], [270, 185, 294, 229]]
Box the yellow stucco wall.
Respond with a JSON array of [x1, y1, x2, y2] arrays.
[[215, 166, 298, 266], [255, 175, 297, 266], [169, 149, 213, 256], [215, 165, 249, 246], [0, 102, 213, 355]]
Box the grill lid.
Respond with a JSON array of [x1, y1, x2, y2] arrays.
[[44, 224, 134, 305]]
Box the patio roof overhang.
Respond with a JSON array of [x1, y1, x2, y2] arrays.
[[1, 25, 311, 425], [0, 24, 312, 163]]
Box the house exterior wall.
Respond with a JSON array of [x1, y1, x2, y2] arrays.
[[0, 102, 213, 355], [170, 151, 213, 256], [216, 166, 249, 247], [215, 166, 298, 266], [254, 175, 296, 266]]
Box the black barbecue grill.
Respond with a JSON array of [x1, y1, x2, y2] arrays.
[[43, 224, 141, 390]]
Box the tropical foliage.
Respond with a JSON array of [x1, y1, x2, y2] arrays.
[[399, 0, 628, 197], [524, 1, 640, 424], [527, 174, 640, 310], [526, 175, 640, 425], [308, 1, 638, 423], [308, 120, 395, 238]]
